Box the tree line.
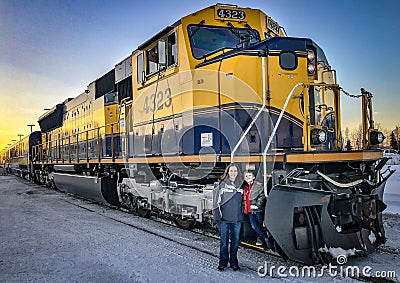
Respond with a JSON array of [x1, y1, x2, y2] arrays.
[[344, 125, 400, 151]]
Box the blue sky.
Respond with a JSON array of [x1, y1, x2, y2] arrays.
[[0, 0, 399, 148]]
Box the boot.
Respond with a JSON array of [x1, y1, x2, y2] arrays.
[[265, 237, 275, 250], [256, 237, 263, 246]]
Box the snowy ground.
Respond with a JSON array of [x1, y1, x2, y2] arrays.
[[384, 152, 400, 166], [383, 163, 400, 215], [0, 173, 399, 282]]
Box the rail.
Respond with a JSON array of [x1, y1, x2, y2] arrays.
[[262, 82, 304, 194]]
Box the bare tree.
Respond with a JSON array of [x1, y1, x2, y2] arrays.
[[350, 124, 363, 150], [345, 127, 349, 141], [375, 122, 390, 148], [394, 125, 400, 150]]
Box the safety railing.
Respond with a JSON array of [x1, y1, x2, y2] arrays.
[[262, 83, 304, 194], [231, 57, 267, 162], [33, 122, 121, 164]]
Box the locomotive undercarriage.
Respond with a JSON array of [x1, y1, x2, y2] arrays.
[[118, 163, 219, 229], [30, 154, 394, 265], [117, 156, 394, 264]]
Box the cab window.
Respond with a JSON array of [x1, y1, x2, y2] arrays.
[[104, 92, 117, 104], [137, 31, 178, 83], [167, 32, 177, 67], [279, 52, 297, 70], [146, 45, 159, 75], [137, 53, 144, 83], [188, 25, 260, 59]]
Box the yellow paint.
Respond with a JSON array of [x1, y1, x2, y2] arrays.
[[285, 151, 383, 163]]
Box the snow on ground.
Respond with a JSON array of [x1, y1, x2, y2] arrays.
[[0, 174, 399, 282], [384, 152, 400, 165], [0, 176, 273, 283], [383, 164, 400, 215]]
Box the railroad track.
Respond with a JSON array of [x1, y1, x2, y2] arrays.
[[11, 175, 400, 281], [59, 190, 280, 275], [377, 246, 400, 256], [52, 189, 400, 282]]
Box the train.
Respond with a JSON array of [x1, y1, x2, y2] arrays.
[[0, 4, 394, 265]]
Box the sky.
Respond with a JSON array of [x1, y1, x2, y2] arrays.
[[1, 0, 399, 150]]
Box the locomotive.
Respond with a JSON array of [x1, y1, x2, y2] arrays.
[[0, 4, 393, 265]]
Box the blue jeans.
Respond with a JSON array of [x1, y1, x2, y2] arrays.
[[217, 220, 242, 267], [249, 212, 266, 240]]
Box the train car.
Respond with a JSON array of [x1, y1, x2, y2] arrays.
[[2, 132, 41, 179], [34, 75, 121, 205], [20, 4, 393, 265], [0, 147, 8, 168]]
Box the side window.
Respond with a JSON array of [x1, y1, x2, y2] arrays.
[[146, 46, 159, 75], [167, 32, 177, 67], [158, 40, 166, 66], [279, 52, 297, 70], [137, 52, 144, 83], [139, 31, 178, 82]]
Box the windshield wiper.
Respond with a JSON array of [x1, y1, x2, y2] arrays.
[[227, 22, 259, 49], [189, 20, 205, 39], [244, 23, 260, 42], [226, 22, 241, 40]]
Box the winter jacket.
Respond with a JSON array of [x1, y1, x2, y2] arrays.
[[212, 179, 244, 223], [248, 182, 266, 213]]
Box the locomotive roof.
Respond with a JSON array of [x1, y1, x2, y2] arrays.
[[135, 4, 264, 51]]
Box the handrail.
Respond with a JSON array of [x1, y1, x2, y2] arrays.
[[86, 131, 89, 163], [31, 121, 120, 164], [76, 132, 79, 163], [262, 82, 304, 194], [111, 124, 115, 162], [231, 56, 267, 162], [97, 128, 101, 163], [61, 133, 64, 163], [68, 136, 71, 163]]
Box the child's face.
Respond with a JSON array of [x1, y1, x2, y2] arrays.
[[244, 173, 255, 184]]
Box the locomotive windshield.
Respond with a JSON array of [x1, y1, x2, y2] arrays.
[[188, 25, 260, 59]]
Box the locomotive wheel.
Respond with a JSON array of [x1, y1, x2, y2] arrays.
[[120, 193, 134, 213], [173, 215, 196, 230], [135, 197, 151, 218], [137, 207, 150, 218]]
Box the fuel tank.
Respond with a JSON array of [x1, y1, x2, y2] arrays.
[[53, 173, 120, 206]]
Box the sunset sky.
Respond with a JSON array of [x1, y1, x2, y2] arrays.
[[1, 0, 399, 150]]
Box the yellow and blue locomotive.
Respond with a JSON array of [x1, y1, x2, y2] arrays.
[[1, 4, 393, 264]]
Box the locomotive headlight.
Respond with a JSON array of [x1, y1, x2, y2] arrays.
[[307, 49, 316, 76], [311, 128, 327, 145], [370, 130, 385, 145], [307, 50, 315, 62], [307, 63, 316, 75]]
